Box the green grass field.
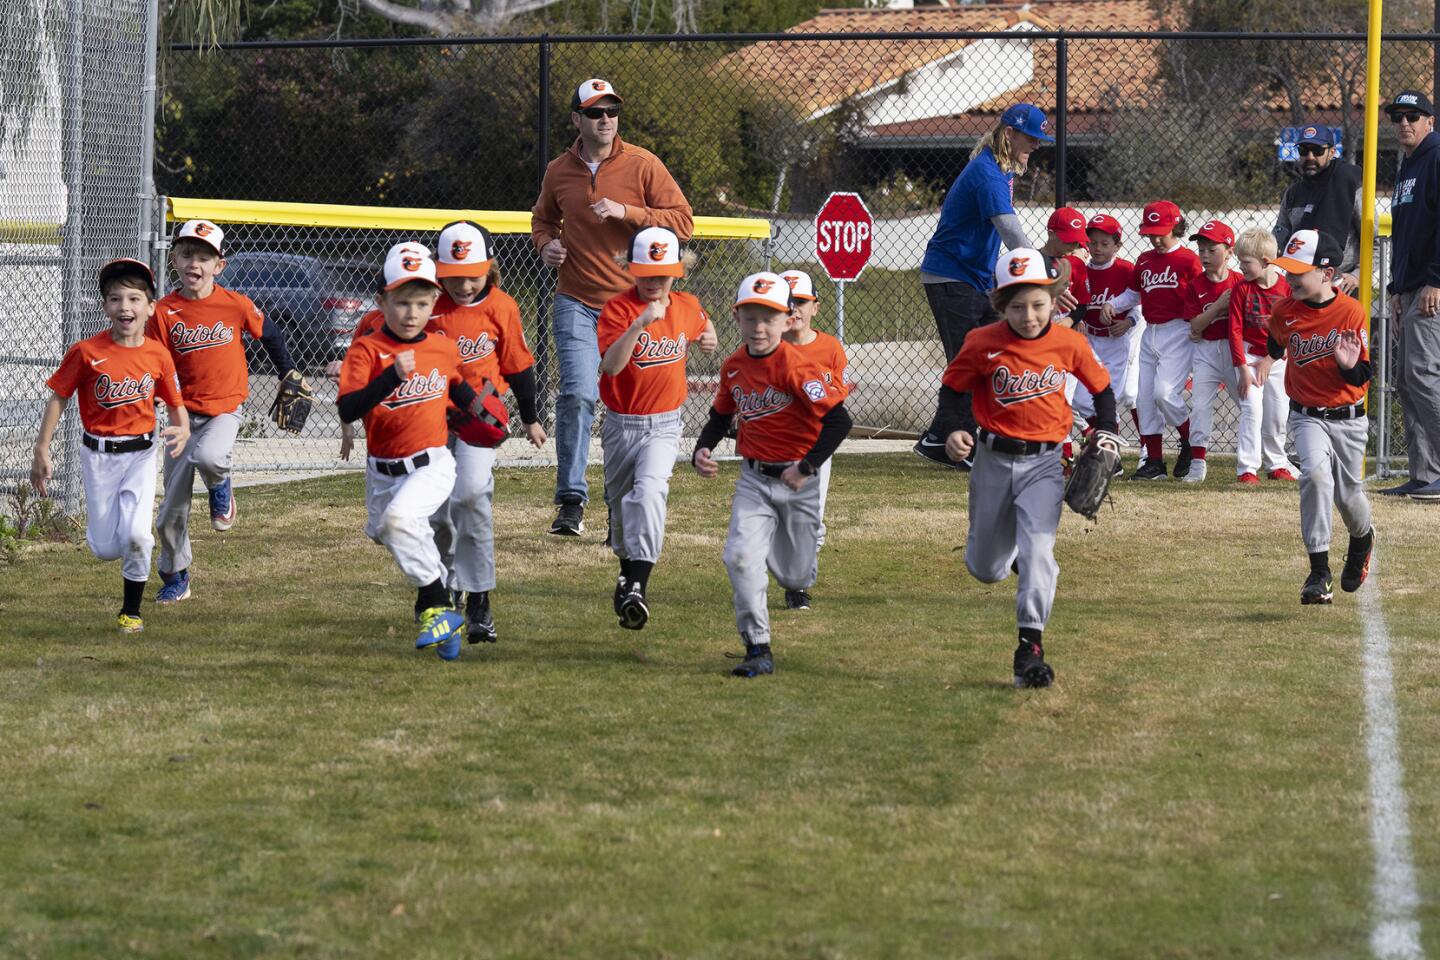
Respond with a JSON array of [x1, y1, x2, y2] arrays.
[[4, 453, 1439, 959]]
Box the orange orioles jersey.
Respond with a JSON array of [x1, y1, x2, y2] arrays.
[[711, 341, 844, 463], [48, 332, 183, 437], [339, 328, 464, 459], [430, 289, 534, 395], [147, 286, 265, 416], [789, 330, 850, 400], [1268, 295, 1369, 409], [598, 288, 710, 415], [942, 320, 1110, 443]]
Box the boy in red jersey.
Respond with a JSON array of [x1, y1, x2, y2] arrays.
[[1100, 200, 1204, 479], [1267, 230, 1373, 604], [338, 245, 498, 660], [598, 226, 717, 629], [941, 250, 1117, 688], [32, 260, 190, 633], [1070, 215, 1143, 437], [778, 267, 850, 610], [148, 219, 305, 604], [1229, 228, 1298, 482], [693, 272, 852, 678], [428, 221, 546, 643], [1180, 219, 1244, 484]]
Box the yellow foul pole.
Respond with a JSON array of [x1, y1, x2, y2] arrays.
[[1360, 0, 1383, 320]]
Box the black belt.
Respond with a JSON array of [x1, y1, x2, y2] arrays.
[[1290, 400, 1365, 421], [83, 433, 153, 453], [745, 458, 793, 478], [372, 451, 430, 476], [977, 428, 1059, 456]]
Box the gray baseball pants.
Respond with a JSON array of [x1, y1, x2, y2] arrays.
[[1291, 412, 1371, 553], [1394, 291, 1440, 484], [602, 409, 682, 564], [431, 440, 497, 593], [965, 441, 1065, 631], [156, 408, 242, 574], [723, 461, 824, 647]]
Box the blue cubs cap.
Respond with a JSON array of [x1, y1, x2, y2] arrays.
[[1001, 103, 1054, 143], [1297, 124, 1334, 146]]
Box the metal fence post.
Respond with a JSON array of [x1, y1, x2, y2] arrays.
[[1055, 33, 1067, 210], [137, 0, 160, 261], [56, 0, 86, 516], [533, 34, 554, 425]]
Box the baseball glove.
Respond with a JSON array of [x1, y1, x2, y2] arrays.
[[448, 381, 509, 448], [269, 369, 314, 433], [1063, 430, 1121, 521]]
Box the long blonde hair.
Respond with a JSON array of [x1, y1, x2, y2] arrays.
[[971, 123, 1027, 175]]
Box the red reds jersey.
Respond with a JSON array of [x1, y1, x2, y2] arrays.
[[48, 332, 183, 437], [1127, 246, 1203, 324], [339, 329, 464, 459], [789, 330, 850, 400], [1183, 269, 1242, 341], [1082, 258, 1136, 336], [1228, 276, 1291, 365], [598, 288, 710, 416], [711, 341, 844, 462], [1063, 254, 1091, 323], [1268, 295, 1369, 409], [943, 320, 1111, 443], [147, 286, 265, 416], [431, 289, 534, 395]]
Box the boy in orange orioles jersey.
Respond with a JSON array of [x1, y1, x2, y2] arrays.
[[941, 249, 1117, 689], [148, 219, 306, 605], [693, 272, 853, 679], [338, 244, 499, 661], [778, 267, 849, 610], [428, 220, 547, 644], [31, 260, 190, 634], [598, 226, 717, 630], [1266, 229, 1374, 605]]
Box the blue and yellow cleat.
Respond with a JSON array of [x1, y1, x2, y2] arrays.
[[415, 607, 465, 661]]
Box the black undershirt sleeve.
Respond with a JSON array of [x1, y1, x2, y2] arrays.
[[694, 406, 731, 460], [256, 317, 296, 375], [1090, 386, 1118, 435], [1339, 358, 1372, 387], [449, 380, 478, 411], [505, 366, 539, 424], [337, 366, 401, 423], [801, 402, 854, 471], [932, 384, 969, 439], [1267, 335, 1286, 361]]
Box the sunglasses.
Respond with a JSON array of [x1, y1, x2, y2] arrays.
[[579, 106, 621, 119], [1389, 111, 1425, 124], [1297, 143, 1330, 157]]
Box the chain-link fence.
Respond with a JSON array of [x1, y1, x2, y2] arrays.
[[1, 0, 158, 508]]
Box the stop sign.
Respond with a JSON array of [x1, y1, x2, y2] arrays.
[[814, 192, 873, 282]]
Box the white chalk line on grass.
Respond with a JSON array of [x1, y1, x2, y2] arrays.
[[1358, 547, 1425, 960]]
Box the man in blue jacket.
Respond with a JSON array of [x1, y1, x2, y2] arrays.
[[1383, 90, 1440, 500]]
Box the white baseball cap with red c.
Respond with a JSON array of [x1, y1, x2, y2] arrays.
[[994, 248, 1060, 289], [176, 219, 224, 255], [383, 242, 440, 291], [734, 271, 792, 312], [780, 269, 817, 302], [628, 226, 684, 278], [436, 222, 495, 278]]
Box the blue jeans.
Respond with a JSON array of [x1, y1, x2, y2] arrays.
[[552, 293, 601, 504]]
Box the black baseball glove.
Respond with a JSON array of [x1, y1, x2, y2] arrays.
[[270, 369, 314, 433], [1063, 430, 1121, 521]]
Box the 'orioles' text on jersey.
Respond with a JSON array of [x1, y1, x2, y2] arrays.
[[146, 286, 265, 416], [1268, 295, 1369, 409], [711, 341, 843, 462], [1184, 269, 1242, 340], [598, 288, 710, 415], [1127, 246, 1203, 324], [339, 328, 464, 459], [47, 332, 183, 437], [431, 288, 534, 395], [943, 320, 1111, 443], [1228, 275, 1291, 365], [789, 330, 851, 401], [1082, 258, 1136, 336]]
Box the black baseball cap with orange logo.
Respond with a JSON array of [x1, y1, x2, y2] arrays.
[[98, 258, 157, 298]]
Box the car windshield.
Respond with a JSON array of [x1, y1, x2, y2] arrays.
[[321, 265, 376, 296]]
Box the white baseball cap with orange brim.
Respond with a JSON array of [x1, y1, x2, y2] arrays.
[[780, 269, 817, 302], [994, 248, 1060, 290], [734, 271, 792, 312], [1270, 229, 1343, 274], [573, 78, 623, 109], [628, 226, 685, 278], [382, 242, 440, 291], [436, 221, 495, 278], [175, 219, 224, 255]]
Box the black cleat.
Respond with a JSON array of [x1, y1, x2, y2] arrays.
[[619, 583, 649, 630], [1129, 458, 1168, 481], [466, 593, 497, 643], [1341, 529, 1374, 593], [1301, 569, 1334, 605], [1379, 479, 1423, 496], [1173, 444, 1194, 480], [549, 501, 584, 536], [613, 576, 628, 616], [1013, 641, 1054, 689], [784, 589, 811, 610], [729, 644, 774, 678], [912, 434, 971, 470]]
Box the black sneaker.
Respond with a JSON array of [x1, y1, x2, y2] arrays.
[[466, 592, 497, 643], [1129, 458, 1168, 481], [618, 583, 649, 630], [912, 434, 970, 470], [784, 589, 811, 610], [1379, 479, 1423, 496], [1341, 529, 1374, 593], [1173, 444, 1194, 480], [729, 643, 774, 678], [613, 576, 628, 616], [1013, 641, 1055, 688], [1301, 569, 1334, 605], [549, 501, 584, 536]]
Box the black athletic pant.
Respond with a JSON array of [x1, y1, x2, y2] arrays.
[[922, 280, 997, 440]]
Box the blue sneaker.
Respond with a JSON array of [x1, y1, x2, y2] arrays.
[[1379, 478, 1423, 496], [1409, 478, 1440, 501], [209, 478, 236, 531], [416, 607, 465, 661], [155, 569, 191, 604]]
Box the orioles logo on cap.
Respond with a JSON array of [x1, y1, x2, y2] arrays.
[[451, 240, 472, 260], [784, 275, 800, 290], [194, 222, 214, 237], [752, 278, 775, 294], [648, 242, 668, 262], [1286, 237, 1305, 255], [593, 80, 608, 92], [401, 254, 422, 272], [1008, 257, 1030, 277]]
